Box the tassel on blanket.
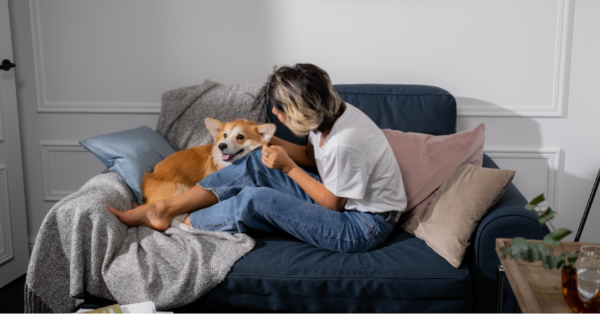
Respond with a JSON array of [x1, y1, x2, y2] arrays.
[[24, 284, 54, 313]]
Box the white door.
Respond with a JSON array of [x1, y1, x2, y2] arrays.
[[0, 0, 30, 289]]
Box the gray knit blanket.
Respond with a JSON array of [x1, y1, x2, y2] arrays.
[[25, 80, 267, 313], [156, 79, 268, 151]]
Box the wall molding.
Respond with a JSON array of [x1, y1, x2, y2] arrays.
[[29, 0, 574, 116], [0, 164, 14, 265], [40, 141, 90, 201], [28, 0, 161, 113], [457, 0, 573, 117], [485, 148, 563, 210]]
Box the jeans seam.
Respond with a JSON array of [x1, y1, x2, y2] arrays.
[[248, 165, 300, 198], [223, 169, 251, 188], [361, 231, 382, 253]]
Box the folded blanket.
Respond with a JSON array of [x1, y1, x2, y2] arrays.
[[25, 172, 255, 313]]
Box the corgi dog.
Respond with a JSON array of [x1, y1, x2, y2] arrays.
[[142, 117, 276, 205]]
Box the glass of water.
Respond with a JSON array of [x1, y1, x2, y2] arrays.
[[576, 245, 600, 312]]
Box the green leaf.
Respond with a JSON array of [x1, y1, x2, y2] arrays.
[[537, 207, 556, 226], [527, 242, 540, 262], [512, 237, 528, 250], [510, 245, 521, 260], [552, 228, 572, 241], [545, 255, 558, 269], [526, 194, 545, 210], [541, 258, 551, 269], [533, 242, 545, 255], [546, 245, 555, 258], [500, 246, 511, 257], [521, 248, 529, 261], [544, 233, 558, 246], [544, 228, 572, 246], [562, 251, 578, 265], [562, 251, 577, 258], [556, 258, 565, 269]]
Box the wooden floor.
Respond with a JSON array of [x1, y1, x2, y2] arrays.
[[0, 274, 25, 313]]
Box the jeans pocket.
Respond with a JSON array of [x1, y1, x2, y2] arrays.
[[353, 211, 375, 229]]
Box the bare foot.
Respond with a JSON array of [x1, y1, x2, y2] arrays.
[[108, 202, 173, 231]]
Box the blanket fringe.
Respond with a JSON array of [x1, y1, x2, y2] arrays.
[[24, 284, 54, 313]]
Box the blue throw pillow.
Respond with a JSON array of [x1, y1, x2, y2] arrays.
[[79, 126, 176, 204]]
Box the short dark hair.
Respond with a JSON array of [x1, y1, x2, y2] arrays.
[[267, 63, 344, 135]]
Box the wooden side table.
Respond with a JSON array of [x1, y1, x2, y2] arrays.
[[495, 238, 597, 313]]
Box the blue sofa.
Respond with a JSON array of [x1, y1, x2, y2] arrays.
[[81, 84, 548, 312], [167, 84, 550, 313]]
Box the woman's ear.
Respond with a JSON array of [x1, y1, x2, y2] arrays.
[[256, 123, 276, 143], [205, 118, 224, 139]]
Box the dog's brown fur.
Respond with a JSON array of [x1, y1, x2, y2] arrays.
[[142, 118, 276, 204]]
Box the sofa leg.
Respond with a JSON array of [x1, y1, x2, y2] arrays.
[[496, 265, 505, 313]]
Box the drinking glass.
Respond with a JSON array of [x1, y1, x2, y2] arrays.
[[576, 245, 600, 312]]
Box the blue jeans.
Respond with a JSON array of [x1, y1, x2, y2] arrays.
[[188, 149, 396, 253]]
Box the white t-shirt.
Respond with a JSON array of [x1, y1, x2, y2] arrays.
[[308, 103, 407, 214]]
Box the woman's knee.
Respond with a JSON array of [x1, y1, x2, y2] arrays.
[[235, 187, 276, 215], [238, 186, 272, 202]]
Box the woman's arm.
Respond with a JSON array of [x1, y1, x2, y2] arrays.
[[262, 145, 347, 211], [286, 166, 348, 211], [269, 136, 316, 169]]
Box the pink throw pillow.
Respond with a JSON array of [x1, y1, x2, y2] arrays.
[[383, 123, 485, 220]]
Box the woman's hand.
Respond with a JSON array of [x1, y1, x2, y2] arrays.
[[262, 144, 297, 174]]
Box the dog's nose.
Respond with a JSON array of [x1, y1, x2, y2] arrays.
[[218, 143, 227, 150]]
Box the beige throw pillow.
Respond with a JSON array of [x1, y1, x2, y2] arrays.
[[401, 163, 515, 268]]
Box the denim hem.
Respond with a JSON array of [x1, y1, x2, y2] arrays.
[[197, 182, 223, 202]]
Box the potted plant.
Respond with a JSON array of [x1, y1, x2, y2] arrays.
[[499, 193, 583, 311], [500, 194, 577, 269]]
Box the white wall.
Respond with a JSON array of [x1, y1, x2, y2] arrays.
[[8, 0, 599, 246]]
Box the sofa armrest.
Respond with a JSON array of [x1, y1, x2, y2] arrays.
[[468, 154, 550, 312]]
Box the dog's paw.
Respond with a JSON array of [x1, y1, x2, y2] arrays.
[[170, 214, 194, 232], [170, 214, 186, 228], [178, 222, 194, 232]]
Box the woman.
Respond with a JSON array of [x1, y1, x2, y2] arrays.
[[109, 63, 407, 253]]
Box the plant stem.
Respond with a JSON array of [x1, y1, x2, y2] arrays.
[[536, 206, 556, 232]]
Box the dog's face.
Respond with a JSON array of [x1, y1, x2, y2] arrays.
[[205, 118, 276, 164]]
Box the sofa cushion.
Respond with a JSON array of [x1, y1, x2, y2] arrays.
[[79, 126, 175, 204], [187, 231, 472, 312], [403, 163, 515, 268], [335, 84, 456, 135], [383, 123, 486, 219], [267, 84, 457, 145]]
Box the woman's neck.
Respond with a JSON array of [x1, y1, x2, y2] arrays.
[[319, 103, 347, 146]]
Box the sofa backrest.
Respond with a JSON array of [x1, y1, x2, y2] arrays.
[[267, 84, 457, 146]]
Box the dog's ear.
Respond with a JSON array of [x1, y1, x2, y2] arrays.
[[205, 118, 224, 139], [256, 123, 276, 143]]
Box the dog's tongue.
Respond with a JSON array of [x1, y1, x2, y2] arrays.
[[222, 154, 233, 161]]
